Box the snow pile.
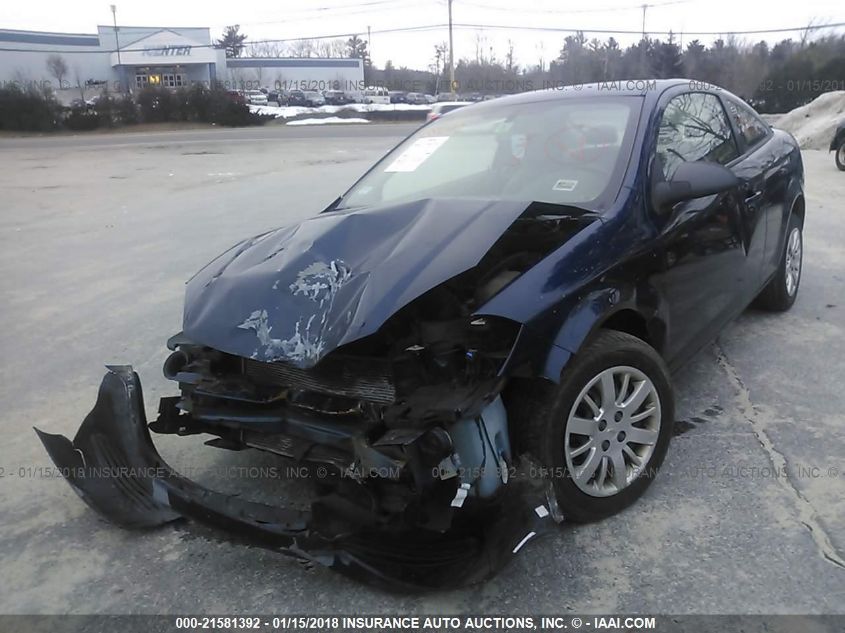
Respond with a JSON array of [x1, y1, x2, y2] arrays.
[[772, 91, 845, 150], [286, 117, 370, 126], [250, 103, 431, 120]]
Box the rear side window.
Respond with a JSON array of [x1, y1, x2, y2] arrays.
[[725, 99, 769, 149], [656, 92, 739, 179]]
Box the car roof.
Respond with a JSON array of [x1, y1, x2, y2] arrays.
[[467, 78, 698, 109]]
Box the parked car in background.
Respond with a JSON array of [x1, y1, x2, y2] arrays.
[[424, 94, 437, 104], [244, 90, 268, 106], [830, 120, 845, 171], [304, 90, 326, 107], [287, 90, 307, 106], [267, 90, 288, 106], [362, 86, 390, 104], [389, 91, 408, 104], [288, 90, 325, 107], [39, 80, 806, 590], [426, 101, 472, 122], [325, 90, 353, 105], [405, 92, 428, 105]]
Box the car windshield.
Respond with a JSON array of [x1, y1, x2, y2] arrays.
[[338, 96, 642, 212]]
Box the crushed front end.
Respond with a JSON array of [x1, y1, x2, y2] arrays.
[[36, 320, 557, 589], [36, 198, 598, 588]]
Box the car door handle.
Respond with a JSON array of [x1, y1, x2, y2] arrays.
[[744, 190, 763, 204]]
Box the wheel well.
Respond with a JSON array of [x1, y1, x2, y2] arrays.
[[792, 195, 805, 228], [600, 309, 662, 353]]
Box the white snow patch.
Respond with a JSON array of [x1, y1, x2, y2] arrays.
[[770, 91, 845, 150], [286, 117, 370, 126], [249, 102, 431, 119]]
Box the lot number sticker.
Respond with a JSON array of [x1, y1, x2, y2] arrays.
[[384, 136, 449, 172]]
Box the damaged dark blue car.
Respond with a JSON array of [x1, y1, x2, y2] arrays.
[[37, 80, 806, 589]]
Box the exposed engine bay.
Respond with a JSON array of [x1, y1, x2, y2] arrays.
[[36, 198, 599, 588]]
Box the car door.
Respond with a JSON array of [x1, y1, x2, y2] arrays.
[[721, 96, 783, 293], [648, 91, 751, 364]]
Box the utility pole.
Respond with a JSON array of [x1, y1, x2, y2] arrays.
[[367, 24, 371, 87], [110, 4, 122, 92], [640, 3, 648, 77], [641, 4, 647, 41], [448, 0, 455, 97]]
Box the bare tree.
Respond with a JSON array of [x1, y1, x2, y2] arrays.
[[430, 42, 448, 93], [46, 54, 68, 89], [287, 39, 316, 58], [799, 18, 827, 48], [74, 67, 86, 100], [505, 40, 516, 73], [474, 32, 489, 64], [316, 39, 346, 58], [247, 42, 285, 57]]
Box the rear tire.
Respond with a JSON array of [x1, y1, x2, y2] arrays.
[[521, 330, 674, 523], [756, 213, 803, 311], [836, 141, 845, 171]]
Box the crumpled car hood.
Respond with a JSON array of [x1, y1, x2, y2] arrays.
[[182, 197, 534, 367]]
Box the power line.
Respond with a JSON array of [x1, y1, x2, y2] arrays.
[[449, 20, 845, 37], [458, 0, 692, 15], [1, 19, 843, 54], [222, 0, 428, 28]]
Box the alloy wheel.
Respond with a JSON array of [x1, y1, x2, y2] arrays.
[[564, 366, 661, 497], [784, 226, 802, 297]]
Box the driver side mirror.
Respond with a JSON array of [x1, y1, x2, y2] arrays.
[[652, 160, 739, 212]]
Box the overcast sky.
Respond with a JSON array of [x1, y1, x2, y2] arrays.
[[3, 0, 844, 69]]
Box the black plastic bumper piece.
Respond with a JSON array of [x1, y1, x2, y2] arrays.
[[35, 366, 557, 590]]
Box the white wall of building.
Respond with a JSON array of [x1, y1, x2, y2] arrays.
[[0, 25, 218, 95], [0, 25, 365, 100]]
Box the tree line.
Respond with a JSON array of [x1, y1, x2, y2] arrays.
[[219, 24, 844, 112]]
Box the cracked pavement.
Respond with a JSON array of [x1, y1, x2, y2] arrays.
[[0, 126, 842, 616]]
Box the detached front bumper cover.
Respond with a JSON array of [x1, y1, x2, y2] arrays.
[[35, 366, 558, 590]]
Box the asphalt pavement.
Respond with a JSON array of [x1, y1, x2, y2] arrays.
[[0, 124, 842, 618]]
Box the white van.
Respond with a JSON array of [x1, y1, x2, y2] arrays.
[[362, 87, 390, 105]]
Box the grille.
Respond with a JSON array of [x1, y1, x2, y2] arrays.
[[243, 357, 396, 405]]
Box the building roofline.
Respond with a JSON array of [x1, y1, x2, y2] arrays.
[[0, 27, 99, 37], [96, 24, 211, 31]]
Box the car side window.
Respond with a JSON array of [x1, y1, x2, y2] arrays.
[[725, 99, 770, 149], [656, 92, 739, 179]]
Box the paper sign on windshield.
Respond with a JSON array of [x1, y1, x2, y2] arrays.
[[384, 136, 449, 172]]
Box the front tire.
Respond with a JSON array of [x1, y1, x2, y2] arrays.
[[836, 141, 845, 171], [756, 213, 803, 311], [522, 330, 674, 523]]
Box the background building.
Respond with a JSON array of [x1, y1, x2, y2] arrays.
[[0, 25, 364, 100]]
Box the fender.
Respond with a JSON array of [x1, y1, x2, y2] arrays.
[[540, 282, 666, 381], [774, 163, 805, 259], [829, 125, 845, 152]]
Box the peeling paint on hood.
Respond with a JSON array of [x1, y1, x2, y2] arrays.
[[182, 197, 536, 367]]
